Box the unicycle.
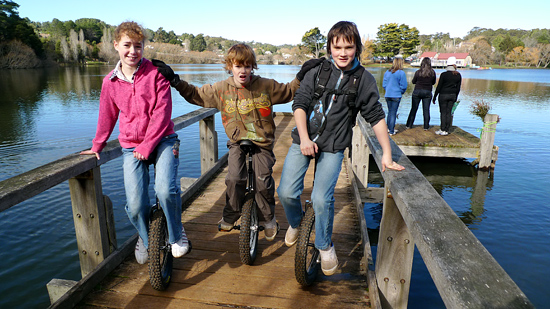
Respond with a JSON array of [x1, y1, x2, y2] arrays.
[[294, 158, 321, 286], [148, 201, 173, 290], [237, 140, 262, 265]]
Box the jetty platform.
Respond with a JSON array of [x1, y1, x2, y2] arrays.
[[391, 123, 498, 167]]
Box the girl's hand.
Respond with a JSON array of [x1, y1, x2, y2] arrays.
[[133, 151, 146, 161], [80, 149, 100, 160]]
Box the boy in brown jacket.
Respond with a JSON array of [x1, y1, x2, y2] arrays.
[[154, 44, 319, 240]]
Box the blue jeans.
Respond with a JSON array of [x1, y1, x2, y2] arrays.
[[122, 134, 182, 248], [277, 143, 344, 250], [385, 97, 401, 134], [406, 89, 432, 130]]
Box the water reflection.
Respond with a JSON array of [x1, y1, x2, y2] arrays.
[[0, 69, 48, 142]]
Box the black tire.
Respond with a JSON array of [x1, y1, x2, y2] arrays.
[[295, 204, 320, 286], [148, 206, 173, 291], [239, 193, 259, 265]]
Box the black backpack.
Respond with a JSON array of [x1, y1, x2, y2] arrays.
[[308, 59, 365, 140]]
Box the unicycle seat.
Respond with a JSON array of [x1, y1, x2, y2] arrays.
[[239, 139, 254, 153]]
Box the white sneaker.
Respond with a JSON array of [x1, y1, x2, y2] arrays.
[[440, 131, 449, 136], [319, 243, 338, 276], [285, 225, 299, 247], [435, 130, 442, 135], [135, 236, 148, 264], [172, 227, 190, 258], [264, 217, 280, 241]]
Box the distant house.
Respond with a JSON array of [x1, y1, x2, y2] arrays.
[[412, 52, 472, 68]]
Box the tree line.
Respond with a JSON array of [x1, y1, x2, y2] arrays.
[[2, 0, 549, 69]]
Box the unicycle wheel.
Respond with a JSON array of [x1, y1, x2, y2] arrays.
[[239, 193, 259, 265], [295, 203, 320, 286], [148, 206, 173, 290]]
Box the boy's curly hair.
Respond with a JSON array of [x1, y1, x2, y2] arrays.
[[224, 44, 258, 75], [114, 21, 146, 42]]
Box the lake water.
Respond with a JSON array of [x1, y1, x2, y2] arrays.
[[0, 64, 549, 308]]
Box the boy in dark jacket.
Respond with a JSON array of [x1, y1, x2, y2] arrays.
[[277, 21, 405, 276]]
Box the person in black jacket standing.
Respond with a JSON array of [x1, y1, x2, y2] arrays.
[[406, 57, 436, 130], [433, 57, 462, 135]]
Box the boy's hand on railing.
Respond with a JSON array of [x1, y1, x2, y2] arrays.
[[80, 149, 100, 160], [381, 154, 405, 172], [152, 59, 181, 87], [385, 161, 405, 171]]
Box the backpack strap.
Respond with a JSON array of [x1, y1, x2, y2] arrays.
[[312, 59, 332, 100], [346, 66, 365, 122]]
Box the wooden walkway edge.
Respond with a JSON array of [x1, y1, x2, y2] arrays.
[[79, 113, 371, 308]]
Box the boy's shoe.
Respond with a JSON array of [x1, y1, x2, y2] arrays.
[[135, 236, 148, 264], [285, 225, 299, 247], [172, 227, 191, 258], [218, 218, 234, 232], [440, 131, 449, 136], [435, 130, 443, 135], [319, 243, 338, 276], [264, 217, 280, 241]]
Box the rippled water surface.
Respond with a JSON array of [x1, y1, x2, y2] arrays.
[[0, 64, 549, 308]]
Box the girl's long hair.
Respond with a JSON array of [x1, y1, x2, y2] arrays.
[[390, 57, 404, 73], [418, 57, 435, 77]]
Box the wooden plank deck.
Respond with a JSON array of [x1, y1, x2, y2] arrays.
[[79, 114, 371, 308]]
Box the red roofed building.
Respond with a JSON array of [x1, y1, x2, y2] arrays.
[[412, 52, 472, 68]]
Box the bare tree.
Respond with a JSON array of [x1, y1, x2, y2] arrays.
[[61, 37, 70, 62], [79, 29, 87, 57], [99, 27, 117, 63], [69, 29, 79, 61]]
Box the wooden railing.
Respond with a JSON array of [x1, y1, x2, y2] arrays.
[[349, 116, 533, 308], [0, 108, 226, 308]]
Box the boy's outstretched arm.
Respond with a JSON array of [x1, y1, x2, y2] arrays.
[[371, 120, 405, 172]]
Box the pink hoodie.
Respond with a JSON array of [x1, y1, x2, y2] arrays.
[[91, 58, 175, 159]]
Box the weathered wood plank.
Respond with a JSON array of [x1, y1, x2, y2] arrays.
[[69, 167, 111, 277]]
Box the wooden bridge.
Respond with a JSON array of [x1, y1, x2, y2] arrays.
[[0, 109, 531, 308]]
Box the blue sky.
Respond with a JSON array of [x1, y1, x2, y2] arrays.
[[17, 0, 550, 46]]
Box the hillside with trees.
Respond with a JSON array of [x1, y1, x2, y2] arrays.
[[2, 0, 549, 69]]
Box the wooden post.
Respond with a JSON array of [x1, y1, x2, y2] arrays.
[[375, 184, 414, 309], [351, 123, 370, 189], [478, 114, 498, 170], [199, 115, 218, 174], [69, 167, 112, 277]]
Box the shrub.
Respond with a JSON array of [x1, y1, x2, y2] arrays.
[[469, 99, 491, 120], [0, 40, 42, 69]]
